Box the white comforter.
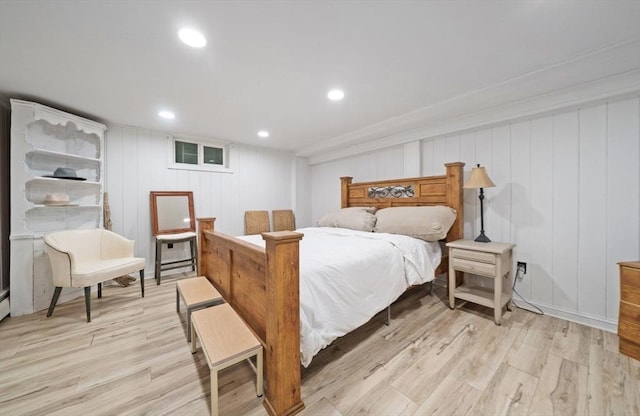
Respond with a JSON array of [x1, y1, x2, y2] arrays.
[[238, 227, 441, 366]]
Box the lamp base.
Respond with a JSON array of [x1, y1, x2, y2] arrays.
[[474, 232, 491, 243]]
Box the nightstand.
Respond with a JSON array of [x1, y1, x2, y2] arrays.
[[447, 239, 516, 325]]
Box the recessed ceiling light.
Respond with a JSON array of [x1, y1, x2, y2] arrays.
[[178, 28, 206, 48], [257, 130, 270, 138], [158, 111, 175, 119], [327, 89, 345, 101]]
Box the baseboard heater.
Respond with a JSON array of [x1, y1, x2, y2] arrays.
[[0, 290, 9, 322]]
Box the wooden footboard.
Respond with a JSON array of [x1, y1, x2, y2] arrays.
[[197, 218, 305, 416]]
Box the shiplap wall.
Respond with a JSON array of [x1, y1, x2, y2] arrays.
[[311, 96, 640, 330], [310, 145, 405, 219], [105, 124, 295, 275]]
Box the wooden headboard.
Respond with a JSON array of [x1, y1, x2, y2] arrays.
[[340, 161, 465, 243]]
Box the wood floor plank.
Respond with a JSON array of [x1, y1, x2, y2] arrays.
[[298, 397, 342, 416], [343, 384, 417, 416], [449, 316, 521, 391], [391, 309, 489, 403], [587, 338, 640, 416], [504, 313, 559, 378], [410, 373, 481, 416], [528, 354, 588, 416], [471, 363, 538, 416], [550, 321, 591, 366]]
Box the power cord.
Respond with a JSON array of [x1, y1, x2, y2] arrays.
[[512, 264, 544, 316]]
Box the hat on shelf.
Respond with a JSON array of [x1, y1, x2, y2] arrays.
[[43, 193, 75, 206], [44, 167, 86, 181]]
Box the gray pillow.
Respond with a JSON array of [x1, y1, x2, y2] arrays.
[[374, 206, 457, 241], [317, 207, 377, 232]]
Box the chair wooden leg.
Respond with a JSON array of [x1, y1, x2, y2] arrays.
[[46, 287, 62, 317], [140, 269, 145, 297], [155, 239, 161, 285], [84, 287, 92, 322], [190, 237, 197, 272], [98, 282, 102, 298]]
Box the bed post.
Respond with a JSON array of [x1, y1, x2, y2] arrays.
[[340, 176, 353, 208], [444, 162, 464, 239], [262, 231, 305, 416], [197, 218, 215, 278], [444, 162, 464, 288]]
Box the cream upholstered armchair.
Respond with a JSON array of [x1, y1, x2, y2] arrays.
[[44, 229, 146, 322]]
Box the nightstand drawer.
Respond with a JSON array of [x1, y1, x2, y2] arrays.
[[451, 258, 496, 277], [451, 248, 496, 264]]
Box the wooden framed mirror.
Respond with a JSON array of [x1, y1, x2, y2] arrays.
[[150, 191, 195, 235]]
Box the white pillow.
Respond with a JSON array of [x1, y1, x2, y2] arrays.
[[374, 206, 457, 241], [317, 207, 377, 232]]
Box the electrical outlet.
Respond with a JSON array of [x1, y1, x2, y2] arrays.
[[517, 261, 527, 274]]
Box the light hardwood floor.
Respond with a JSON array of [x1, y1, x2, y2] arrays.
[[1, 273, 638, 416]]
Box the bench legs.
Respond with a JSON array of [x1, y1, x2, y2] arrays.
[[256, 350, 264, 397], [211, 369, 219, 416], [191, 321, 264, 416]]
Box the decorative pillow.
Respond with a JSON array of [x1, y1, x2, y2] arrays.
[[317, 207, 377, 232], [374, 206, 457, 241]]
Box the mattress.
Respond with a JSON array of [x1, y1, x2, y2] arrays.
[[238, 226, 441, 366]]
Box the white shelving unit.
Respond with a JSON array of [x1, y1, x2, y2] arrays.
[[9, 99, 106, 316]]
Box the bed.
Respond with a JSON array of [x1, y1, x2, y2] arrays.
[[197, 161, 464, 416]]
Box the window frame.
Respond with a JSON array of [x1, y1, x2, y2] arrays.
[[168, 135, 233, 173]]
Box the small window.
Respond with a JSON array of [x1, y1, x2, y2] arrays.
[[168, 135, 232, 173], [203, 145, 224, 165], [175, 141, 198, 165]]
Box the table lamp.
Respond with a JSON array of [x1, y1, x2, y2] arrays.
[[464, 164, 495, 242]]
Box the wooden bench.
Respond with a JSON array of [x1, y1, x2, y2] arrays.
[[176, 276, 224, 342], [190, 304, 264, 416]]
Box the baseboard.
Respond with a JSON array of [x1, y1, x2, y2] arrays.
[[436, 274, 618, 333], [511, 299, 618, 333]]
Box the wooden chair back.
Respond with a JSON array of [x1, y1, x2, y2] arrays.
[[244, 210, 270, 235], [272, 210, 295, 231]]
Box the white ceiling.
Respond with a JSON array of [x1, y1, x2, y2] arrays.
[[1, 1, 639, 156]]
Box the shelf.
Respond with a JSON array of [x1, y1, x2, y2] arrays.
[[27, 148, 101, 164], [31, 205, 101, 209], [28, 177, 101, 187], [25, 115, 102, 158], [453, 284, 511, 309]]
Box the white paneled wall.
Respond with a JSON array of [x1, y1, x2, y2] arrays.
[[105, 124, 295, 276], [310, 145, 404, 224], [310, 96, 640, 331]]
